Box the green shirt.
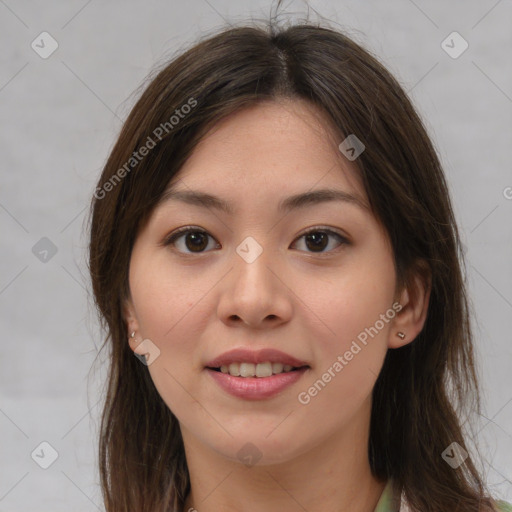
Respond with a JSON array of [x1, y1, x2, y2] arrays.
[[373, 479, 512, 512]]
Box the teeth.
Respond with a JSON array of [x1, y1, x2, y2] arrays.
[[240, 363, 255, 377], [273, 363, 284, 373], [256, 363, 273, 377], [218, 361, 299, 377], [229, 363, 240, 376]]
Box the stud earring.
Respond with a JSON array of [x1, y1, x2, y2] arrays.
[[397, 332, 405, 340], [129, 331, 136, 341]]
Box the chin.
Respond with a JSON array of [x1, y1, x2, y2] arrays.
[[208, 434, 307, 468]]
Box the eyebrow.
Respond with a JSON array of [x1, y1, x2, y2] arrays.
[[157, 187, 369, 215]]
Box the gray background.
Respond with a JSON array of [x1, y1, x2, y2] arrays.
[[1, 0, 511, 510]]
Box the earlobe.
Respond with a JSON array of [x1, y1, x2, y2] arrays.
[[122, 298, 140, 342], [128, 330, 140, 353], [388, 262, 431, 349]]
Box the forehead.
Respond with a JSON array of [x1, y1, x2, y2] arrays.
[[161, 99, 367, 208]]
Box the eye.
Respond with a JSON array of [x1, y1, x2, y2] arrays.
[[163, 226, 349, 255], [163, 226, 219, 254], [292, 227, 349, 254]]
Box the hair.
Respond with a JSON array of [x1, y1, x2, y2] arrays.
[[87, 6, 503, 512]]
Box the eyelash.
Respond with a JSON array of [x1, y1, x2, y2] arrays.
[[162, 225, 350, 255]]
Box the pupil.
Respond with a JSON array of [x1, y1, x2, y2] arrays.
[[187, 232, 207, 252], [306, 232, 327, 252]]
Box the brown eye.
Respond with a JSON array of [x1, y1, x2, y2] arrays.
[[292, 228, 348, 254], [182, 232, 209, 252], [304, 232, 329, 252], [164, 228, 218, 254]]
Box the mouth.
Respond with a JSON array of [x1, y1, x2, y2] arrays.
[[205, 364, 310, 400], [206, 362, 310, 378], [205, 347, 310, 378]]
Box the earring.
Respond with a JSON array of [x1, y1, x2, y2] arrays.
[[397, 332, 405, 340], [129, 331, 136, 341]]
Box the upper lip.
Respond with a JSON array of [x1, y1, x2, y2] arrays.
[[205, 348, 309, 368]]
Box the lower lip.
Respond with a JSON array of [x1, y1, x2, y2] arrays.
[[206, 367, 309, 400]]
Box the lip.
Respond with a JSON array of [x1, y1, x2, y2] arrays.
[[205, 348, 309, 368], [206, 366, 309, 400]]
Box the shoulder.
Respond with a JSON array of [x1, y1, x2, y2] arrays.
[[495, 500, 512, 512]]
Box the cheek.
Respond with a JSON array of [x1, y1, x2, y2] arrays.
[[129, 259, 208, 413], [294, 264, 394, 420], [297, 252, 396, 364], [129, 254, 200, 351]]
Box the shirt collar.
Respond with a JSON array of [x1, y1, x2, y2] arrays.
[[373, 479, 403, 512]]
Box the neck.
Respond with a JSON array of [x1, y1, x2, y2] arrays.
[[180, 397, 386, 512]]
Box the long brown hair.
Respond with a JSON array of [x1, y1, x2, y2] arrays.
[[87, 7, 502, 512]]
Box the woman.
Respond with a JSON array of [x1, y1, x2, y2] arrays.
[[87, 11, 512, 512]]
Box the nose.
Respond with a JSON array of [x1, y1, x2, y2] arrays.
[[216, 241, 293, 329]]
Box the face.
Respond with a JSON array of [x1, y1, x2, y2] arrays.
[[125, 99, 403, 465]]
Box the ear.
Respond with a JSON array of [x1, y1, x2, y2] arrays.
[[388, 259, 431, 349], [123, 297, 141, 353]]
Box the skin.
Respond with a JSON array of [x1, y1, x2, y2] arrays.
[[124, 99, 430, 512]]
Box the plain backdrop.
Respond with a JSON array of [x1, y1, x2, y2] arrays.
[[1, 1, 511, 510]]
